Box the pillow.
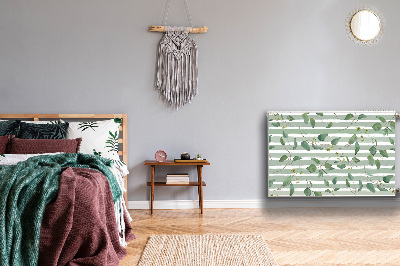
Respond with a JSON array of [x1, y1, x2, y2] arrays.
[[0, 135, 13, 154], [66, 119, 121, 162], [0, 120, 20, 136], [19, 122, 69, 139], [7, 138, 81, 154]]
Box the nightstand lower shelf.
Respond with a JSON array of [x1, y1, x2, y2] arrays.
[[147, 181, 206, 187], [144, 160, 211, 214]]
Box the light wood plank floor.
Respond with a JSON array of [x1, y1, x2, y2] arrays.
[[120, 207, 400, 265]]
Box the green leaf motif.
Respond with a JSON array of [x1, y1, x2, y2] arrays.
[[301, 141, 310, 151], [293, 156, 302, 161], [353, 157, 360, 163], [332, 177, 337, 185], [334, 188, 340, 191], [312, 143, 323, 150], [366, 183, 375, 193], [324, 179, 329, 186], [372, 123, 382, 131], [289, 183, 295, 196], [337, 164, 346, 169], [378, 186, 388, 191], [302, 113, 309, 124], [280, 137, 285, 146], [318, 170, 324, 178], [304, 187, 312, 196], [316, 113, 323, 116], [310, 118, 316, 128], [348, 134, 357, 145], [392, 165, 395, 170], [369, 146, 376, 156], [325, 189, 331, 193], [375, 159, 381, 170], [346, 179, 351, 187], [390, 121, 395, 129], [314, 192, 322, 196], [269, 135, 272, 142], [325, 162, 333, 170], [358, 114, 367, 119], [269, 179, 275, 187], [318, 134, 328, 141], [282, 131, 288, 138], [344, 114, 354, 120], [379, 150, 389, 158], [331, 137, 341, 145], [269, 146, 275, 149], [389, 138, 395, 145], [311, 158, 321, 164], [283, 176, 291, 186], [355, 142, 360, 155], [306, 164, 317, 173], [367, 154, 374, 166], [377, 116, 386, 123], [383, 128, 389, 136], [279, 155, 288, 162], [383, 175, 393, 183], [348, 173, 354, 180], [293, 138, 298, 150], [358, 180, 363, 192], [271, 122, 280, 127], [105, 131, 119, 152], [287, 115, 294, 121], [326, 122, 333, 128]]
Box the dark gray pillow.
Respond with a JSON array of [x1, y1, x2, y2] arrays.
[[0, 120, 20, 136], [19, 122, 69, 139]]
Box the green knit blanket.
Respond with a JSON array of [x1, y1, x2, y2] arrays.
[[0, 153, 122, 266]]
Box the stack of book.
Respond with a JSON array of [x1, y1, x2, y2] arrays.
[[166, 173, 189, 184]]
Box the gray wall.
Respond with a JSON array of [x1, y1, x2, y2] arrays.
[[1, 0, 400, 206]]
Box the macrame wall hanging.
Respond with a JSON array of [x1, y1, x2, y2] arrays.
[[150, 0, 208, 109]]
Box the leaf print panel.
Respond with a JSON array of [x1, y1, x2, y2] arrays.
[[268, 111, 396, 197], [66, 119, 123, 166]]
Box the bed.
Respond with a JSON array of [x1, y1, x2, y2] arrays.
[[0, 114, 133, 266]]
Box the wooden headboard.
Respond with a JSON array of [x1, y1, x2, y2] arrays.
[[0, 114, 128, 200]]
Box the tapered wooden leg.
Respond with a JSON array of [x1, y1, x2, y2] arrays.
[[151, 165, 155, 215], [197, 165, 203, 214]]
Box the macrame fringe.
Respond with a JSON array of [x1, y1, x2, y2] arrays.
[[155, 26, 198, 109]]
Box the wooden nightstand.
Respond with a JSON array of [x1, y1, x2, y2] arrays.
[[144, 160, 210, 214]]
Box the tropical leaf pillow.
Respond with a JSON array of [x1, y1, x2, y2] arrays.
[[19, 122, 69, 139], [66, 119, 123, 165], [0, 120, 20, 136]]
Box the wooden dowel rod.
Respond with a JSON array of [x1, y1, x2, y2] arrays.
[[149, 25, 208, 33]]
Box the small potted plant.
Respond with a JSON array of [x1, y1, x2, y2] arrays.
[[196, 154, 203, 160]]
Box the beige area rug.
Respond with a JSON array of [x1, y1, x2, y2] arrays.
[[138, 234, 278, 266]]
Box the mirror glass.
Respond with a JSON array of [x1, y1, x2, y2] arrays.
[[350, 10, 381, 41]]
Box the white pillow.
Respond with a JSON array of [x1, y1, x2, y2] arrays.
[[66, 119, 122, 162]]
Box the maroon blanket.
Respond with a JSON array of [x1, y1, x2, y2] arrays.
[[39, 167, 134, 266]]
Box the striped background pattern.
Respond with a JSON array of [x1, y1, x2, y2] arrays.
[[268, 111, 396, 197]]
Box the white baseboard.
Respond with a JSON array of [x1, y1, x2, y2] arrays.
[[127, 200, 265, 210], [127, 198, 400, 209]]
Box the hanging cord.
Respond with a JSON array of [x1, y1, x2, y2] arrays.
[[162, 0, 193, 28]]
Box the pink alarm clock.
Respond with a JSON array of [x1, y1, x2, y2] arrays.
[[155, 150, 167, 162]]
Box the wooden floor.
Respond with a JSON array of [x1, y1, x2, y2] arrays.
[[120, 207, 400, 265]]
